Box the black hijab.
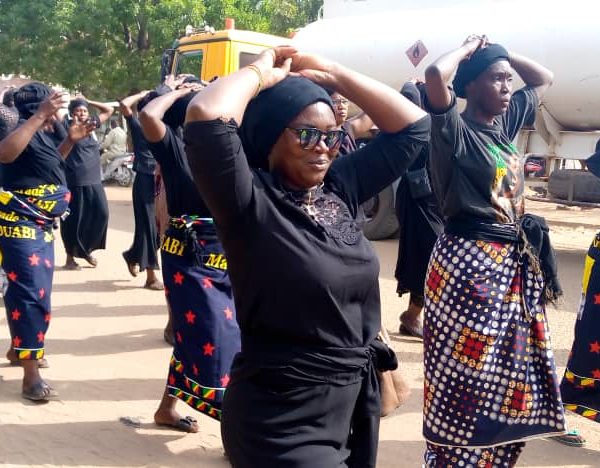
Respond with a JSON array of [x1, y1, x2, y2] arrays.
[[452, 44, 510, 98], [240, 76, 334, 170], [13, 82, 52, 119]]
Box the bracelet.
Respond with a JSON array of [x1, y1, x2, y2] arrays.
[[246, 64, 263, 98]]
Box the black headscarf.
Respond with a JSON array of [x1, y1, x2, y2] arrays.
[[452, 44, 510, 98], [240, 76, 334, 170], [68, 98, 88, 114], [13, 82, 52, 119], [163, 91, 199, 131]]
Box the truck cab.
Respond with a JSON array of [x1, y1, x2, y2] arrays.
[[161, 26, 289, 82]]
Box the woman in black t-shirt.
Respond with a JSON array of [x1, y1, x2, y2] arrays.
[[119, 90, 161, 290], [139, 79, 241, 434], [60, 97, 113, 270], [184, 47, 429, 468], [422, 37, 564, 466], [0, 83, 94, 401]]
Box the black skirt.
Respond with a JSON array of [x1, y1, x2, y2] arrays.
[[60, 184, 108, 258], [123, 173, 159, 270], [394, 178, 443, 296]]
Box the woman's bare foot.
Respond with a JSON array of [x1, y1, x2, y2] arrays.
[[154, 390, 198, 433], [84, 255, 98, 267], [21, 360, 58, 401], [64, 255, 81, 271]]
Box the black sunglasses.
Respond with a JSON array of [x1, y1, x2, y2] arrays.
[[287, 127, 346, 150]]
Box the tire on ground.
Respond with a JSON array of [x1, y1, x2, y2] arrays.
[[548, 169, 600, 202], [361, 185, 399, 240]]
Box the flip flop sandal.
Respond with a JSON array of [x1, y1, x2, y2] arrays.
[[549, 429, 586, 447], [85, 255, 98, 268], [156, 416, 199, 433], [22, 381, 59, 402], [10, 358, 49, 368]]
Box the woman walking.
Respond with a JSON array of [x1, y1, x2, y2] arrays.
[[422, 36, 565, 466], [60, 96, 113, 270], [0, 83, 93, 400], [394, 80, 444, 339], [120, 90, 162, 289], [560, 140, 600, 424], [184, 46, 429, 467], [139, 79, 240, 432]]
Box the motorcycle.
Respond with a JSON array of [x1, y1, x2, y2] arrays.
[[101, 152, 135, 187]]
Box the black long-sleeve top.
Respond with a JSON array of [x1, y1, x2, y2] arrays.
[[184, 116, 430, 351]]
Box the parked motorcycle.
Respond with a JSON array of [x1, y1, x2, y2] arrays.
[[102, 153, 135, 187]]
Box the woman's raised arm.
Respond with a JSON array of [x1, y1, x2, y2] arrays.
[[425, 36, 484, 112]]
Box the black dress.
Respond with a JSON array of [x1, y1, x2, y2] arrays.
[[184, 116, 430, 468], [59, 117, 109, 259], [122, 116, 159, 271]]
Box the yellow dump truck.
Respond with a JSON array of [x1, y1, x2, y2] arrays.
[[160, 24, 289, 82]]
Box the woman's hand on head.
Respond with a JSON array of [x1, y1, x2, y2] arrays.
[[68, 119, 96, 142], [462, 34, 488, 57], [251, 46, 296, 89], [289, 52, 337, 88], [37, 92, 68, 121]]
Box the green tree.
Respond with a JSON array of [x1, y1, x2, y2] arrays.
[[0, 0, 323, 99]]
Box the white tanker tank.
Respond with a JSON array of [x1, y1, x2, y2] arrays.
[[293, 0, 600, 159]]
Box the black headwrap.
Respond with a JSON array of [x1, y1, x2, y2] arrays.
[[2, 89, 15, 107], [240, 76, 334, 170], [68, 98, 88, 114], [0, 104, 19, 140], [163, 91, 199, 131], [13, 82, 52, 119], [452, 44, 510, 98]]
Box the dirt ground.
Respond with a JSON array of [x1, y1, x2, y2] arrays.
[[0, 186, 598, 467]]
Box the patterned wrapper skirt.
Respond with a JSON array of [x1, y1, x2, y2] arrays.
[[160, 216, 240, 421], [423, 234, 566, 465], [0, 184, 70, 360], [560, 231, 600, 423]]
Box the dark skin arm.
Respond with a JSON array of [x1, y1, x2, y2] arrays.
[[0, 92, 65, 163], [77, 95, 114, 124], [119, 90, 150, 118], [508, 51, 553, 100], [139, 87, 193, 143], [347, 111, 374, 139], [186, 46, 426, 132], [424, 36, 484, 112], [57, 120, 97, 159]]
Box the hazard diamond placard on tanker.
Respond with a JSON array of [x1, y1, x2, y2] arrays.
[[406, 40, 428, 67]]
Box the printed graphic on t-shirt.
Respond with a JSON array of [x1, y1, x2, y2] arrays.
[[488, 142, 524, 223]]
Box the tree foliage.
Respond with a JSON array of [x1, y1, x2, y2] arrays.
[[0, 0, 323, 99]]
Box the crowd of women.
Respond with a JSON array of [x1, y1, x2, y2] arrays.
[[0, 34, 598, 467]]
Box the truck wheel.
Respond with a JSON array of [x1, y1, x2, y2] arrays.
[[548, 169, 600, 202], [361, 185, 399, 240]]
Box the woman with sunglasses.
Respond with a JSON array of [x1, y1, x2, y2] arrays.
[[184, 46, 429, 467]]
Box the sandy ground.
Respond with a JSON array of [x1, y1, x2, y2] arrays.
[[0, 186, 599, 468]]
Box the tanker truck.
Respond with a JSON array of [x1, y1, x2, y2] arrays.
[[293, 0, 600, 237], [162, 0, 600, 239]]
